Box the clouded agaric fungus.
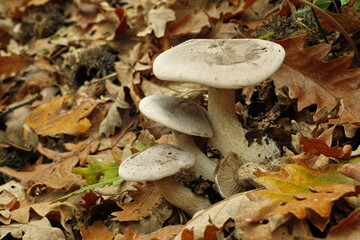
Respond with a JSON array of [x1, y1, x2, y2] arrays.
[[118, 143, 212, 216], [153, 39, 285, 163], [139, 95, 216, 181]]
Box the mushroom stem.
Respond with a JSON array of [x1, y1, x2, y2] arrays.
[[172, 130, 216, 181], [155, 176, 212, 216], [207, 88, 280, 163]]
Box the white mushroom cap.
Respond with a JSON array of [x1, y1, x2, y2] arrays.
[[153, 39, 285, 89], [118, 143, 196, 181], [139, 95, 213, 137]]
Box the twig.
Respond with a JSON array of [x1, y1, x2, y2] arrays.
[[293, 0, 360, 64], [0, 94, 41, 117]]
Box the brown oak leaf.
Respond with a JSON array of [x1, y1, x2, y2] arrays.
[[112, 182, 163, 222], [272, 36, 360, 136]]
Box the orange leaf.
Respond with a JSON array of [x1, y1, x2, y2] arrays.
[[27, 94, 97, 137], [300, 136, 351, 159], [181, 228, 194, 240]]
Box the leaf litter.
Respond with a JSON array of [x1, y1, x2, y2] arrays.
[[0, 0, 360, 239]]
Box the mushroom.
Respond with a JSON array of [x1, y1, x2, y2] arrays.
[[153, 39, 285, 164], [139, 95, 216, 181], [214, 152, 279, 198], [118, 143, 212, 216]]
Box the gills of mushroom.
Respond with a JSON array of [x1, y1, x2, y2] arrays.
[[153, 39, 285, 164], [118, 144, 212, 216], [139, 95, 216, 181]]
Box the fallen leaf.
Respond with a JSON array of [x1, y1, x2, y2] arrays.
[[174, 191, 252, 240], [72, 155, 119, 185], [0, 158, 84, 198], [112, 182, 163, 222], [320, 6, 360, 33], [168, 10, 210, 37], [27, 94, 98, 137], [326, 207, 360, 240], [338, 163, 360, 181], [81, 220, 115, 240], [137, 5, 176, 38], [300, 136, 352, 159], [37, 137, 100, 165], [0, 217, 65, 240], [247, 159, 360, 230], [272, 36, 360, 136], [98, 86, 132, 137], [0, 55, 31, 81], [115, 225, 183, 240]]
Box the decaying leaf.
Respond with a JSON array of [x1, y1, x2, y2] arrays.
[[112, 182, 163, 222], [115, 225, 183, 240], [272, 36, 360, 136], [0, 158, 84, 200], [98, 86, 132, 137], [320, 6, 360, 34], [300, 136, 352, 159], [27, 94, 98, 137], [137, 5, 176, 38], [0, 55, 31, 81], [246, 158, 360, 231], [81, 220, 115, 240], [37, 137, 100, 165], [174, 191, 252, 240], [0, 217, 65, 240], [338, 163, 360, 182]]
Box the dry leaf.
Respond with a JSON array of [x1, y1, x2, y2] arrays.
[[0, 158, 84, 196], [137, 5, 176, 38], [247, 160, 360, 231], [272, 36, 360, 136], [81, 220, 115, 240], [326, 208, 360, 240], [338, 163, 360, 181], [98, 86, 132, 137], [27, 94, 98, 137], [0, 217, 65, 240], [37, 136, 100, 165], [320, 6, 360, 33], [0, 55, 30, 81], [174, 191, 252, 240], [300, 136, 352, 159], [112, 182, 163, 222]]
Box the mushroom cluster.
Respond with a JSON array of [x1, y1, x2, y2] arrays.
[[153, 39, 285, 163], [118, 38, 285, 215]]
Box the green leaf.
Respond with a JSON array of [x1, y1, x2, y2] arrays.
[[295, 6, 311, 15], [72, 155, 120, 185], [54, 177, 123, 202], [38, 49, 50, 55], [355, 0, 360, 10], [314, 0, 332, 10], [340, 0, 350, 5], [135, 139, 157, 151]]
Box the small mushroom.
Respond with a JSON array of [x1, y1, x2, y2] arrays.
[[118, 143, 212, 216], [214, 152, 279, 198], [139, 95, 216, 181], [153, 39, 285, 163]]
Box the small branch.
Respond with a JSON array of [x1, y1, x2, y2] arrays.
[[293, 0, 360, 64], [0, 94, 41, 117]]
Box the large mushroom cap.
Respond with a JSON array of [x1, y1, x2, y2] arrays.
[[118, 143, 196, 181], [153, 39, 285, 89], [139, 95, 213, 137]]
